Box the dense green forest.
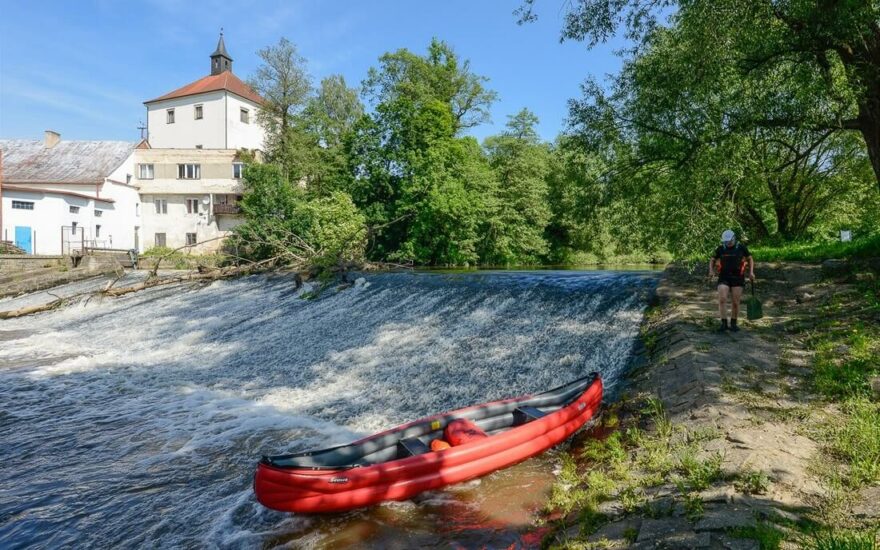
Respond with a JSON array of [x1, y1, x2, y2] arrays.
[[233, 1, 880, 267]]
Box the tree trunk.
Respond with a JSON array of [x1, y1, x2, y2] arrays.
[[859, 108, 880, 193]]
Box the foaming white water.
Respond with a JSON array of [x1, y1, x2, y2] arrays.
[[0, 270, 657, 548]]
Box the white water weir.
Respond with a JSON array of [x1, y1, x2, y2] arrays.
[[0, 269, 658, 548]]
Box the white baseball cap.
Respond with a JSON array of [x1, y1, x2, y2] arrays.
[[721, 229, 736, 243]]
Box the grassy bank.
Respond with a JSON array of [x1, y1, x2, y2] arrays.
[[540, 261, 880, 549], [750, 233, 880, 263]]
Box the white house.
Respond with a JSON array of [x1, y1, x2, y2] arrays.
[[135, 33, 266, 253], [134, 147, 247, 251], [0, 132, 139, 255], [143, 33, 264, 150], [0, 34, 265, 257]]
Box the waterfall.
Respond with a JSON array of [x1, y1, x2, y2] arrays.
[[0, 269, 657, 548]]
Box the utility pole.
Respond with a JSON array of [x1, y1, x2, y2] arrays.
[[137, 121, 147, 140]]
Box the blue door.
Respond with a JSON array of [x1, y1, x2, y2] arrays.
[[14, 226, 32, 254]]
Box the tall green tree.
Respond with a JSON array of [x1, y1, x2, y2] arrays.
[[233, 163, 366, 270], [249, 38, 313, 181], [301, 75, 364, 194], [346, 40, 499, 265], [481, 109, 551, 264]]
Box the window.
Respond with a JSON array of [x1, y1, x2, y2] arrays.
[[185, 198, 199, 214], [126, 174, 132, 184], [194, 104, 203, 120], [138, 164, 154, 179], [136, 203, 140, 217], [177, 164, 200, 179], [240, 108, 249, 124], [95, 225, 101, 238], [11, 200, 34, 210], [94, 209, 103, 218], [186, 233, 197, 246], [233, 162, 244, 179], [154, 199, 167, 214], [69, 205, 80, 214], [166, 108, 175, 124], [154, 233, 166, 247], [71, 222, 78, 235]]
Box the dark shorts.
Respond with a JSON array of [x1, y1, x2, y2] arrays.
[[718, 275, 745, 288]]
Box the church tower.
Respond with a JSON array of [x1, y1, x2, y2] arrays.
[[210, 31, 233, 75]]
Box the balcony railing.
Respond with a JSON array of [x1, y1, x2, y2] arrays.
[[213, 203, 242, 215]]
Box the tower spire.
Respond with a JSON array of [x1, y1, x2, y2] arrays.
[[210, 29, 233, 75]]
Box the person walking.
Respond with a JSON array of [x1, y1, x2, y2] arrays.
[[709, 230, 755, 332]]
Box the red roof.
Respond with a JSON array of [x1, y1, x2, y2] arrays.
[[145, 71, 263, 105]]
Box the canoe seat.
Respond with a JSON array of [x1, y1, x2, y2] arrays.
[[397, 437, 431, 458], [513, 406, 547, 425]]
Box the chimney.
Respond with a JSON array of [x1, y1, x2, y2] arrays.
[[44, 130, 61, 148]]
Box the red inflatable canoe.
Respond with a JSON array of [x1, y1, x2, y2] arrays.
[[254, 372, 603, 514]]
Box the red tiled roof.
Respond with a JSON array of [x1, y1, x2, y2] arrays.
[[144, 71, 263, 105]]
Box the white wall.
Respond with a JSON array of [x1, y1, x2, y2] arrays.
[[146, 90, 227, 149], [146, 91, 264, 150], [226, 94, 264, 150], [1, 189, 116, 255], [139, 193, 243, 252]]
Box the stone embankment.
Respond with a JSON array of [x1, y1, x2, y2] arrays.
[[546, 262, 879, 549], [0, 253, 130, 298]]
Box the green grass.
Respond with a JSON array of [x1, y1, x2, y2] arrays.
[[811, 323, 880, 399], [803, 528, 879, 550], [750, 233, 880, 262], [735, 469, 771, 495], [728, 522, 787, 550], [829, 399, 880, 487]]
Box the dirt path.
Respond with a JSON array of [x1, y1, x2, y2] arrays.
[[545, 262, 879, 549]]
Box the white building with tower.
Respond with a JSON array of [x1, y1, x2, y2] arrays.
[[0, 33, 264, 256], [135, 32, 265, 252]]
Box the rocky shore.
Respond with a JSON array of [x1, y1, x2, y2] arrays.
[[543, 262, 880, 549]]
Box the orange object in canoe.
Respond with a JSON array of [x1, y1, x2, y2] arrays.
[[253, 372, 603, 514]]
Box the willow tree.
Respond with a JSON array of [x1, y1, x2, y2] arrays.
[[518, 0, 880, 191]]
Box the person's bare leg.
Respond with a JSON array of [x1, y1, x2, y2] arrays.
[[718, 284, 730, 330], [731, 286, 743, 319], [718, 284, 729, 317], [730, 285, 743, 331]]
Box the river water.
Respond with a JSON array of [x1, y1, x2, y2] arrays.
[[0, 270, 658, 549]]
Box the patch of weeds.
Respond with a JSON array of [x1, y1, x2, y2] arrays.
[[728, 521, 787, 550], [695, 342, 711, 352], [618, 485, 644, 513], [581, 432, 626, 466], [641, 328, 659, 353], [735, 469, 771, 495], [582, 470, 615, 501], [678, 450, 723, 491], [802, 528, 879, 550], [642, 397, 673, 440], [680, 490, 704, 521], [642, 498, 675, 518], [689, 426, 721, 443], [623, 527, 638, 544], [577, 508, 607, 536], [829, 399, 880, 487], [811, 323, 880, 400]]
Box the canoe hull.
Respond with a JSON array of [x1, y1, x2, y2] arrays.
[[254, 376, 603, 514]]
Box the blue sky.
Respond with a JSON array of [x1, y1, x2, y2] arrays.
[[0, 1, 626, 144]]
